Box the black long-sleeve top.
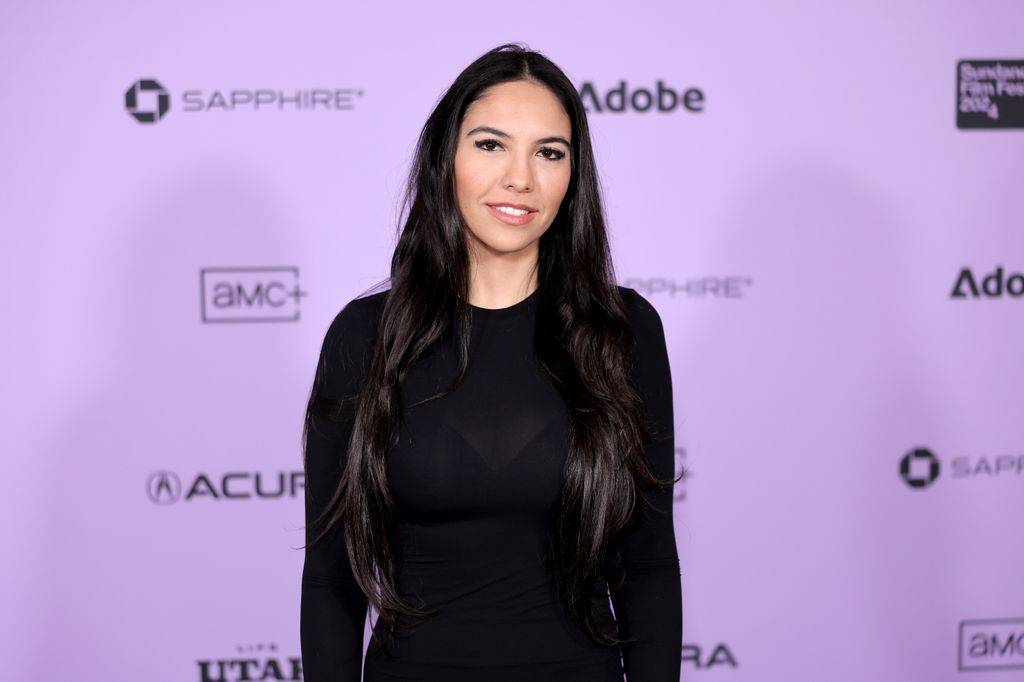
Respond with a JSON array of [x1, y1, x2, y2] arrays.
[[300, 285, 681, 681]]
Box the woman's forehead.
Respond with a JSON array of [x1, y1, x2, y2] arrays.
[[462, 82, 571, 136]]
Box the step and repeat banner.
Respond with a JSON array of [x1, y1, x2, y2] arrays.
[[3, 1, 1022, 680]]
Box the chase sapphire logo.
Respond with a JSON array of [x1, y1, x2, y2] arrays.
[[900, 448, 941, 489], [125, 79, 170, 124], [623, 276, 754, 299], [124, 78, 363, 123]]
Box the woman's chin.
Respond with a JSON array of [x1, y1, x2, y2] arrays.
[[467, 225, 548, 258]]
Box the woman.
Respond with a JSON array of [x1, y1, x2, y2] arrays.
[[300, 43, 682, 681]]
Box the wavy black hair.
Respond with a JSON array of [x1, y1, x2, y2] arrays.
[[303, 42, 673, 650]]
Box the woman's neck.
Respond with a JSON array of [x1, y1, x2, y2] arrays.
[[466, 244, 539, 309]]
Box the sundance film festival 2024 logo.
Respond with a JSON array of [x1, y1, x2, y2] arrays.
[[899, 447, 1023, 490], [125, 78, 364, 124], [200, 266, 307, 323], [957, 60, 1024, 128]]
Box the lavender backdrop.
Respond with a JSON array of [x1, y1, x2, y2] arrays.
[[3, 1, 1023, 680]]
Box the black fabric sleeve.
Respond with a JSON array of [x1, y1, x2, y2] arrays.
[[609, 287, 683, 681], [300, 296, 381, 682]]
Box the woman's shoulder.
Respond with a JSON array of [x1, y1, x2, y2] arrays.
[[312, 289, 390, 397], [615, 286, 672, 397], [319, 288, 390, 360], [616, 285, 666, 343], [328, 288, 389, 334]]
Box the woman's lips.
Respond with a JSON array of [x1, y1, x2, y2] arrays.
[[486, 204, 538, 226]]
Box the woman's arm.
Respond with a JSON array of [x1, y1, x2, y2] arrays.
[[300, 296, 382, 682], [609, 287, 683, 681]]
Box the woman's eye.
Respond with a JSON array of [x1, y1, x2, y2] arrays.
[[539, 147, 566, 161], [475, 139, 502, 152]]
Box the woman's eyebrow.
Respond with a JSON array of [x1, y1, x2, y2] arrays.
[[466, 125, 572, 148], [535, 135, 572, 148], [466, 125, 510, 139]]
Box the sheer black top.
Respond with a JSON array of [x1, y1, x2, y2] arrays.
[[300, 286, 681, 681]]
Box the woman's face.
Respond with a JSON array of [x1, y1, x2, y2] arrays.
[[454, 80, 572, 263]]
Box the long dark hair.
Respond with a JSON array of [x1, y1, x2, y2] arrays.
[[304, 43, 672, 649]]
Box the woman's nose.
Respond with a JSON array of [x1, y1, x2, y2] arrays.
[[501, 153, 534, 191]]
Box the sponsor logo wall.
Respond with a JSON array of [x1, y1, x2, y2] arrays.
[[6, 4, 1023, 681]]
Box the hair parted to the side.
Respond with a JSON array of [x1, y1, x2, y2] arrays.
[[302, 42, 675, 651]]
